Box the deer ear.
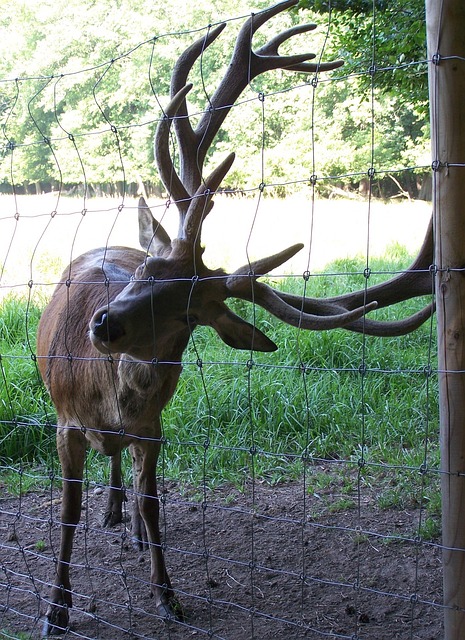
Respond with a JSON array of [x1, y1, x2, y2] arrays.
[[138, 197, 172, 256], [210, 307, 277, 352]]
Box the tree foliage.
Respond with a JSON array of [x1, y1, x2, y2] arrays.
[[0, 0, 430, 198], [302, 0, 428, 109]]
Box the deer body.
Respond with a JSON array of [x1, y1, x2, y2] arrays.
[[37, 246, 185, 628], [38, 229, 284, 633], [37, 1, 434, 634]]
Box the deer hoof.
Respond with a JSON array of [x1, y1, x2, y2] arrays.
[[102, 509, 123, 527], [157, 598, 184, 623], [131, 534, 149, 552], [102, 488, 126, 527], [42, 605, 69, 636]]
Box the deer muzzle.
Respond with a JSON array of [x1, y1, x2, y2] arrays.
[[90, 308, 126, 352]]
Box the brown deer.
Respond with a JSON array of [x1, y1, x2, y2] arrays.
[[37, 0, 434, 634]]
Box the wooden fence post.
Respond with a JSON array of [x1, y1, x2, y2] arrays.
[[426, 1, 465, 637]]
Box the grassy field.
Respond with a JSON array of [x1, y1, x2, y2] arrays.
[[0, 195, 439, 536], [0, 251, 437, 502], [0, 192, 431, 286]]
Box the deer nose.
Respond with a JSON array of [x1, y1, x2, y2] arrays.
[[91, 310, 125, 343]]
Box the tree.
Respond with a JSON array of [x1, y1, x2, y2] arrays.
[[299, 0, 428, 111], [0, 0, 430, 197], [294, 0, 429, 196]]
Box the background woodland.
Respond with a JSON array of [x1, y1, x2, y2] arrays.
[[0, 0, 429, 199]]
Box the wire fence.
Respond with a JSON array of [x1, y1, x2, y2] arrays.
[[0, 3, 444, 639]]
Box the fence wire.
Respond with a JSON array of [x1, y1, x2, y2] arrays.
[[0, 2, 446, 640]]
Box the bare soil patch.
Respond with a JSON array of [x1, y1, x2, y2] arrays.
[[1, 473, 442, 639]]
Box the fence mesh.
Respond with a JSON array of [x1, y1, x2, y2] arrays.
[[0, 2, 444, 639]]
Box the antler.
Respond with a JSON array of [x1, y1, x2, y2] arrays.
[[147, 0, 433, 337], [227, 218, 435, 336], [154, 0, 343, 226]]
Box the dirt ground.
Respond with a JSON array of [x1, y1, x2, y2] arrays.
[[0, 473, 443, 640]]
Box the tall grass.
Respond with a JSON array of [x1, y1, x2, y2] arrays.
[[0, 293, 55, 465], [159, 246, 438, 498], [0, 245, 438, 500]]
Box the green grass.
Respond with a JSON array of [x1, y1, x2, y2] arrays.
[[157, 245, 438, 487], [0, 292, 55, 464], [0, 631, 32, 640], [0, 244, 440, 531]]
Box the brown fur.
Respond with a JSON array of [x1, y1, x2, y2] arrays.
[[37, 244, 190, 631]]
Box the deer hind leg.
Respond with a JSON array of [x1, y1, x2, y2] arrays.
[[43, 426, 86, 636], [131, 440, 183, 621], [102, 451, 127, 527]]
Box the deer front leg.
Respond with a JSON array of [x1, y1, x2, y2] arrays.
[[131, 440, 183, 621], [43, 427, 86, 636], [129, 444, 149, 550], [102, 451, 127, 527]]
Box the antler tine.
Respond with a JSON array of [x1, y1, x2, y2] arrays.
[[255, 23, 344, 73], [242, 243, 305, 275], [257, 21, 318, 50], [227, 275, 378, 330], [343, 303, 436, 337], [168, 23, 227, 200], [272, 287, 435, 336], [171, 23, 227, 104], [154, 83, 193, 222], [182, 152, 236, 244]]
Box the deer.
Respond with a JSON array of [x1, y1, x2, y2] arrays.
[[36, 0, 435, 634]]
